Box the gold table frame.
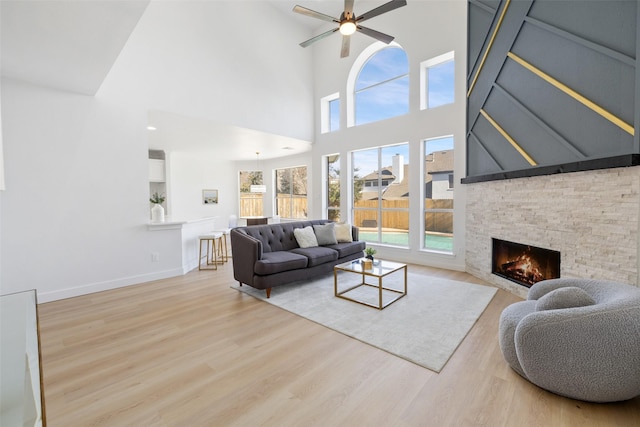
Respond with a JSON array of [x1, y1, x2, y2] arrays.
[[334, 259, 407, 310]]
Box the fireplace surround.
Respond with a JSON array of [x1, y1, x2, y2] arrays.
[[492, 239, 560, 288], [465, 167, 640, 298]]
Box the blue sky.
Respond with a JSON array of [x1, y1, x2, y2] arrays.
[[356, 47, 409, 125], [352, 136, 453, 177], [353, 143, 410, 177], [337, 46, 455, 175]]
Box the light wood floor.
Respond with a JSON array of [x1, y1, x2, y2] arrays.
[[38, 262, 640, 426]]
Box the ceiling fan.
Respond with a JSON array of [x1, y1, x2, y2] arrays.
[[293, 0, 407, 58]]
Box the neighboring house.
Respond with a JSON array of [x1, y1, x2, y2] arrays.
[[360, 154, 407, 201], [425, 149, 453, 200], [358, 150, 454, 201]]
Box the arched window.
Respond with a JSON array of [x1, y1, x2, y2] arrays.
[[351, 45, 409, 126]]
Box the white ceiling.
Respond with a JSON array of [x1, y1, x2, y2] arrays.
[[0, 0, 393, 160], [0, 1, 389, 95], [0, 0, 150, 95]]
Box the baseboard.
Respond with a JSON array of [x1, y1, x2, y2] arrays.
[[37, 268, 185, 303]]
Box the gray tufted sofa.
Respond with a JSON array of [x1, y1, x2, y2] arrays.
[[230, 220, 365, 298], [499, 278, 640, 402]]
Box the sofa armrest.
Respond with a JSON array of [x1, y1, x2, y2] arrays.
[[230, 229, 263, 285], [351, 225, 360, 241]]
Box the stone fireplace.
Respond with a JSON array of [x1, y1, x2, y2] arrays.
[[465, 167, 640, 298]]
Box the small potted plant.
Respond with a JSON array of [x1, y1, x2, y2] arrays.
[[150, 192, 165, 205], [364, 247, 377, 260], [150, 192, 166, 222]]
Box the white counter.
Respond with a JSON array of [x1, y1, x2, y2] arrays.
[[147, 216, 219, 272], [147, 216, 217, 231]]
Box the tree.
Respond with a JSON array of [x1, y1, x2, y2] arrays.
[[327, 166, 364, 211], [240, 171, 263, 193]]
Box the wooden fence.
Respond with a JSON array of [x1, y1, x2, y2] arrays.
[[275, 196, 307, 219], [239, 193, 264, 217], [354, 199, 453, 233], [240, 194, 452, 233]]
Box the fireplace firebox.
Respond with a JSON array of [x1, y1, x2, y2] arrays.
[[492, 239, 560, 288]]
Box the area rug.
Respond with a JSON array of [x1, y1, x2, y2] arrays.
[[231, 271, 497, 372]]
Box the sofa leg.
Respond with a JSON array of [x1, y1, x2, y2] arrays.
[[238, 282, 242, 287], [266, 288, 271, 298]]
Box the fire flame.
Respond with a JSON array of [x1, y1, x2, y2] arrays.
[[500, 253, 543, 286]]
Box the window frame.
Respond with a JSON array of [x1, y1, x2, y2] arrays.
[[238, 170, 264, 218], [346, 41, 404, 128], [325, 154, 341, 221], [351, 143, 410, 247], [321, 92, 340, 134], [274, 165, 308, 220], [420, 51, 455, 110], [422, 135, 455, 254], [353, 47, 409, 126]]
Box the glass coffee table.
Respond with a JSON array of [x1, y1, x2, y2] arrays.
[[334, 259, 407, 309]]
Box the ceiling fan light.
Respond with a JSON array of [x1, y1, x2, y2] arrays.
[[340, 21, 357, 36]]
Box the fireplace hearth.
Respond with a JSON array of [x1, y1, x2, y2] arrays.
[[492, 239, 560, 288]]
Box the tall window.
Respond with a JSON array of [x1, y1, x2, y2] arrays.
[[355, 47, 409, 125], [326, 155, 341, 221], [275, 166, 307, 219], [424, 136, 454, 252], [321, 93, 340, 133], [239, 170, 263, 217], [352, 144, 409, 246], [420, 51, 455, 110]]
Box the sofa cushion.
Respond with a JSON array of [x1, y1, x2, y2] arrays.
[[334, 222, 353, 243], [536, 286, 596, 311], [254, 251, 308, 275], [293, 226, 318, 248], [313, 222, 338, 246], [326, 241, 365, 258], [291, 246, 339, 267]]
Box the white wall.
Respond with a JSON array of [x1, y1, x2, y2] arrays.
[[0, 79, 183, 301], [97, 1, 315, 142], [310, 1, 468, 271], [0, 2, 315, 301], [167, 151, 237, 226]]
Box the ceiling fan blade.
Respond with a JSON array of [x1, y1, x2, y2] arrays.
[[300, 28, 340, 48], [341, 35, 351, 58], [293, 5, 339, 23], [357, 25, 395, 44], [357, 0, 407, 23], [344, 0, 354, 15]]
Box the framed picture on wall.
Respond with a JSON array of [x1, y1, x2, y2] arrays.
[[203, 189, 218, 204]]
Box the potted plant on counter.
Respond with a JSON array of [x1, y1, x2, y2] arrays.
[[150, 192, 166, 222]]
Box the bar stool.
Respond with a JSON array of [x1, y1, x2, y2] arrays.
[[212, 214, 237, 262], [212, 228, 230, 263], [198, 232, 224, 270]]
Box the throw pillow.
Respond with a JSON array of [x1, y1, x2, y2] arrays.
[[334, 222, 353, 243], [313, 223, 338, 246], [293, 226, 318, 248], [536, 286, 596, 311]]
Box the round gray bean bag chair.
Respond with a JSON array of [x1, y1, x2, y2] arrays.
[[499, 278, 640, 402]]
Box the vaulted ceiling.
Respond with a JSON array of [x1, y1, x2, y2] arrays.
[[0, 1, 401, 160], [1, 1, 393, 96]]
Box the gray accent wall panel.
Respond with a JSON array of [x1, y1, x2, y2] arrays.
[[465, 0, 639, 182], [468, 1, 497, 72], [527, 0, 636, 58], [512, 22, 634, 124]]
